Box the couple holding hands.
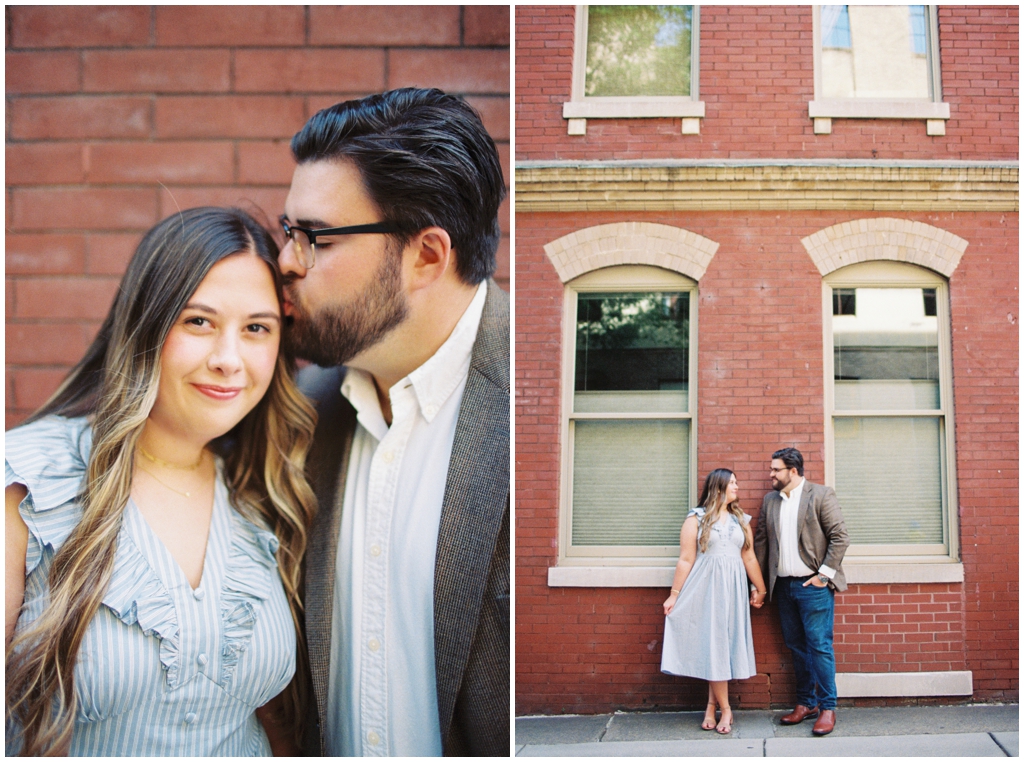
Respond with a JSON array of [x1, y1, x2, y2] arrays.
[[5, 89, 508, 757], [661, 448, 850, 738]]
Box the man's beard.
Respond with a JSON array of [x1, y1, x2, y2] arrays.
[[283, 247, 409, 367]]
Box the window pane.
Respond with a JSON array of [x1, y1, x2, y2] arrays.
[[821, 6, 930, 99], [833, 287, 856, 316], [586, 6, 693, 97], [572, 420, 689, 545], [834, 416, 943, 544], [822, 5, 851, 49], [575, 292, 689, 413], [834, 287, 939, 410]]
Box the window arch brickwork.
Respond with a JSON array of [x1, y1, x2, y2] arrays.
[[543, 222, 719, 283], [802, 217, 969, 278]]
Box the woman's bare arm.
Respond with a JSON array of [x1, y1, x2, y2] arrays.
[[741, 523, 767, 608], [6, 484, 29, 646], [663, 516, 699, 616], [256, 694, 301, 756]]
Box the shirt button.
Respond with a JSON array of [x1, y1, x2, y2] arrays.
[[184, 712, 197, 725], [193, 588, 205, 601], [381, 450, 394, 463], [368, 638, 380, 652], [197, 653, 208, 667], [367, 731, 380, 746], [424, 404, 437, 417], [370, 545, 381, 557]]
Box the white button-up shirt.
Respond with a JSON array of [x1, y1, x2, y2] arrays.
[[777, 478, 815, 578], [325, 282, 487, 757], [776, 477, 835, 580]]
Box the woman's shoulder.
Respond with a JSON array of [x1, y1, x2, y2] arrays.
[[6, 415, 92, 509], [5, 416, 92, 575], [685, 506, 706, 520]]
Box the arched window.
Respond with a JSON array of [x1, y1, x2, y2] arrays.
[[823, 261, 958, 560], [559, 265, 698, 565]]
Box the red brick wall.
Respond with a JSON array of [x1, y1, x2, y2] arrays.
[[6, 5, 510, 428], [515, 5, 1018, 160], [514, 209, 1018, 713]]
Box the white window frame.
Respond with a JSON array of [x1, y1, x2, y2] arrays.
[[822, 261, 960, 565], [555, 266, 698, 573], [562, 5, 706, 135], [809, 5, 950, 135]]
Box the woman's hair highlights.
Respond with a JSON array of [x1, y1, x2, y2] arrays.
[[695, 468, 749, 554], [6, 207, 316, 755]]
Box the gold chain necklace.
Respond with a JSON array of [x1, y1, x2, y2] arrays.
[[139, 445, 204, 470], [136, 464, 195, 499]]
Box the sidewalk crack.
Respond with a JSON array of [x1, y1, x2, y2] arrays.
[[597, 714, 616, 742], [988, 731, 1012, 756]]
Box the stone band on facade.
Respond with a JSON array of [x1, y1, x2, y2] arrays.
[[836, 671, 973, 698], [516, 163, 1019, 213], [542, 222, 719, 283], [802, 218, 970, 278]]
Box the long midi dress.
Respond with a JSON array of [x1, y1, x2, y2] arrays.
[[660, 507, 756, 681]]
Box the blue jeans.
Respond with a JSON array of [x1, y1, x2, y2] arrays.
[[775, 576, 837, 711]]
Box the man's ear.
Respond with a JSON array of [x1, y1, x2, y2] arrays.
[[404, 226, 453, 291]]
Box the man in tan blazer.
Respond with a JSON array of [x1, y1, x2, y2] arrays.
[[279, 88, 509, 756], [753, 447, 849, 737]]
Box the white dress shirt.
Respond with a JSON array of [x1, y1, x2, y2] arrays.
[[325, 282, 487, 757], [776, 477, 835, 580]]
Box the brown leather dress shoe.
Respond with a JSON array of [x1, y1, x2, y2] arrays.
[[780, 704, 819, 725], [812, 709, 836, 736]]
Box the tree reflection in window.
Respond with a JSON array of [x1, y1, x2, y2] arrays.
[[575, 292, 689, 393], [585, 6, 693, 97]]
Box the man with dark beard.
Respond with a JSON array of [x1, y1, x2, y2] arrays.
[[753, 447, 849, 737], [277, 88, 508, 757]]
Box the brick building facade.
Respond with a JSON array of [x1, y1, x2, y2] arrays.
[[6, 5, 510, 429], [515, 5, 1017, 714]]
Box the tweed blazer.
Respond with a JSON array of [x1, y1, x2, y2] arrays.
[[753, 480, 850, 600], [299, 281, 510, 757]]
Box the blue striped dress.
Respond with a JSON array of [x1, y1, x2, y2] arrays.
[[660, 507, 757, 681], [5, 416, 296, 756]]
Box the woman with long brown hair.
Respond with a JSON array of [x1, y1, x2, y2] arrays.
[[660, 468, 767, 735], [5, 207, 316, 756]]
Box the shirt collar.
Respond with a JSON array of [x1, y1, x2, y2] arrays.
[[340, 281, 487, 435], [408, 281, 486, 423], [782, 476, 805, 505]]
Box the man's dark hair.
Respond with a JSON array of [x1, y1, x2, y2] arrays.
[[772, 447, 804, 476], [290, 87, 506, 285]]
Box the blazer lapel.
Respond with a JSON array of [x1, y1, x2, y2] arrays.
[[796, 481, 812, 536], [433, 281, 510, 750], [303, 369, 357, 746], [765, 492, 781, 538]]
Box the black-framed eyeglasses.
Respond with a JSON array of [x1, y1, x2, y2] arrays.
[[279, 214, 400, 269]]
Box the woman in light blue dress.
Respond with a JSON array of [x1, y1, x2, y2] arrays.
[[5, 208, 316, 756], [660, 469, 768, 735]]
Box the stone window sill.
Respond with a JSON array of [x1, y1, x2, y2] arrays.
[[547, 560, 964, 587], [808, 99, 951, 135], [562, 98, 706, 135]]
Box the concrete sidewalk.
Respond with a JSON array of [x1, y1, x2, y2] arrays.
[[516, 704, 1019, 757]]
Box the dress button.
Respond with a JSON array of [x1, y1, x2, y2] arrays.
[[367, 731, 380, 746], [197, 653, 208, 667], [370, 545, 381, 557], [368, 638, 380, 652], [381, 450, 394, 463], [193, 588, 205, 601], [184, 712, 197, 725]]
